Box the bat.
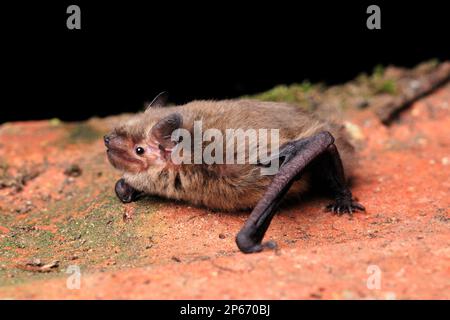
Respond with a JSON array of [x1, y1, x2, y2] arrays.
[[104, 92, 365, 253]]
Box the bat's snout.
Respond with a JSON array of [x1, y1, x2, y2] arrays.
[[104, 135, 111, 147]]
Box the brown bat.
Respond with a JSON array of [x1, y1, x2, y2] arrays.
[[104, 92, 365, 253]]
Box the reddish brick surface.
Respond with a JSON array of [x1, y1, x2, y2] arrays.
[[0, 85, 449, 299]]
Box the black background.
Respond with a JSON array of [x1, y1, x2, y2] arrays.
[[2, 1, 449, 123], [0, 300, 446, 317]]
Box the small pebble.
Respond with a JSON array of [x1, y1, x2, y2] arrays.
[[64, 164, 82, 177]]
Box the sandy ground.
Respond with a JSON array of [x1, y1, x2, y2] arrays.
[[0, 81, 449, 299]]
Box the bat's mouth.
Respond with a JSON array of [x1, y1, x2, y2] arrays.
[[106, 148, 144, 172]]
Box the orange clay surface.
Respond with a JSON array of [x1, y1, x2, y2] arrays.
[[0, 85, 449, 299]]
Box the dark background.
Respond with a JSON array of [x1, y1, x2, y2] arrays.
[[2, 1, 449, 123]]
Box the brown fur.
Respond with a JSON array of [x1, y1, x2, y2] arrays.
[[108, 99, 355, 211]]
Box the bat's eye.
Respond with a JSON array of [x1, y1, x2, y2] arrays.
[[135, 147, 145, 155]]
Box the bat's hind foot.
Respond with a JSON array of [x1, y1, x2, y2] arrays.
[[326, 197, 365, 215], [115, 178, 142, 203]]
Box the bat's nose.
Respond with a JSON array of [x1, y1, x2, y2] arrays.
[[104, 135, 110, 146]]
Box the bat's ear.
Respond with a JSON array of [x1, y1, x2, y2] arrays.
[[146, 91, 169, 111], [150, 113, 183, 148]]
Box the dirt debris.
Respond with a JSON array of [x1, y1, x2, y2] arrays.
[[0, 164, 42, 193], [64, 164, 82, 177], [16, 259, 60, 273]]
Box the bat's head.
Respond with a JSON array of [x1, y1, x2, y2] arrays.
[[104, 92, 183, 173]]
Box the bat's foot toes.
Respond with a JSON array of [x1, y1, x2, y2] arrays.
[[115, 178, 142, 203], [236, 232, 278, 254], [326, 198, 365, 216]]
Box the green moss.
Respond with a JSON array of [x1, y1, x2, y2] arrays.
[[34, 230, 56, 250], [428, 58, 440, 67], [49, 118, 62, 127], [368, 64, 396, 94], [372, 64, 385, 78], [0, 239, 21, 257], [252, 85, 297, 102], [0, 228, 55, 251], [247, 81, 318, 109], [0, 186, 163, 286], [376, 79, 397, 94], [54, 190, 161, 268]]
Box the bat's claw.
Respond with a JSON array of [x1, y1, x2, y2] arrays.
[[326, 198, 365, 216]]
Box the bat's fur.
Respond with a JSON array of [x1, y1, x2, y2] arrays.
[[106, 99, 355, 211]]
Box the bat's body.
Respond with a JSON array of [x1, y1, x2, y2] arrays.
[[105, 94, 364, 253]]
